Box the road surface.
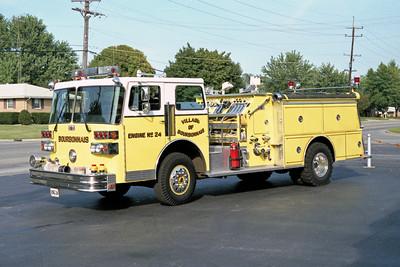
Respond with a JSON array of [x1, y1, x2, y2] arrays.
[[0, 120, 399, 266]]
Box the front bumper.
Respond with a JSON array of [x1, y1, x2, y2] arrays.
[[29, 169, 116, 192]]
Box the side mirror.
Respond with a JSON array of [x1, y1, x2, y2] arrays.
[[48, 81, 55, 90]]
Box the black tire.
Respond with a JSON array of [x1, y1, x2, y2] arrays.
[[99, 184, 130, 199], [289, 168, 304, 185], [300, 142, 333, 186], [237, 171, 272, 182], [154, 152, 197, 206]]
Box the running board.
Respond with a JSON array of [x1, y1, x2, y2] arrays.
[[204, 165, 303, 178]]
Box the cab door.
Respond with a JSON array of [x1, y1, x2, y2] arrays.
[[123, 82, 166, 182]]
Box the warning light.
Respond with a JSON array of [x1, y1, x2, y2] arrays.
[[288, 81, 295, 89]]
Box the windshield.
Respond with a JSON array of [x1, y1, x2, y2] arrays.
[[49, 88, 75, 124], [73, 86, 124, 124], [49, 86, 125, 125]]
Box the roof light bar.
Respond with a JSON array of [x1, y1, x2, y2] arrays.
[[72, 66, 120, 80]]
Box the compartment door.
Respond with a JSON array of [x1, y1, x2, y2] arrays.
[[346, 131, 364, 158]]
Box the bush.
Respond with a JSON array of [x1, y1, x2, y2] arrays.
[[18, 109, 33, 125], [0, 112, 19, 124], [31, 112, 50, 124]]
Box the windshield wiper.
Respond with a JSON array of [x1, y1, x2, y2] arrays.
[[53, 102, 67, 132], [81, 112, 91, 133]]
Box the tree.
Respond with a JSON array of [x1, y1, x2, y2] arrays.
[[357, 79, 372, 117], [0, 15, 78, 87], [165, 43, 243, 91], [89, 45, 153, 77], [0, 15, 9, 50], [364, 61, 400, 116], [387, 61, 400, 117], [260, 50, 316, 92], [314, 63, 347, 88], [260, 51, 350, 92]]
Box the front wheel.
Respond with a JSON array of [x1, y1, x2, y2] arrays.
[[300, 142, 333, 186], [154, 152, 197, 206]]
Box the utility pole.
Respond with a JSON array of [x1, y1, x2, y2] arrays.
[[72, 0, 104, 68], [17, 23, 22, 83], [345, 16, 363, 85]]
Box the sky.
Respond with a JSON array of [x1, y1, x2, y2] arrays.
[[1, 0, 399, 77]]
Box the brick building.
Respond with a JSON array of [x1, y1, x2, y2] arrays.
[[0, 83, 52, 113]]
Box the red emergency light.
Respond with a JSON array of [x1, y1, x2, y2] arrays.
[[288, 81, 295, 89], [354, 76, 360, 85], [41, 130, 52, 138], [94, 131, 119, 140]]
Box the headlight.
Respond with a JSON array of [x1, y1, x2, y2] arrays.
[[90, 143, 118, 155], [69, 149, 77, 163], [41, 141, 55, 152]]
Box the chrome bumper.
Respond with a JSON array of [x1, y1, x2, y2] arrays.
[[29, 169, 116, 192]]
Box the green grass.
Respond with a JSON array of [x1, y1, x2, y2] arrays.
[[0, 124, 48, 139], [361, 117, 400, 121], [361, 117, 389, 121], [389, 127, 400, 134]]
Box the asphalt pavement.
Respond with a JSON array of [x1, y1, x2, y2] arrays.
[[0, 120, 399, 267], [0, 141, 46, 176], [362, 119, 400, 144]]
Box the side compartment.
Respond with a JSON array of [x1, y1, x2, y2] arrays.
[[284, 137, 309, 165], [345, 131, 364, 159], [324, 104, 359, 133], [283, 104, 323, 136]]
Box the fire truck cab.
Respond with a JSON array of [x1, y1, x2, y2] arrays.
[[29, 67, 364, 205]]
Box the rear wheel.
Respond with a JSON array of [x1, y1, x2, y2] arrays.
[[154, 152, 197, 206], [299, 142, 333, 186], [99, 184, 130, 199], [237, 171, 272, 182]]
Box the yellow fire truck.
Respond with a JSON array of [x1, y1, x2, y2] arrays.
[[29, 66, 364, 205]]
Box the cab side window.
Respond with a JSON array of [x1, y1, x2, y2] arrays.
[[129, 85, 161, 111], [175, 85, 205, 110]]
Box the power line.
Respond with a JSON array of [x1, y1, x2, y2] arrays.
[[358, 15, 400, 23], [0, 49, 85, 54], [167, 0, 255, 27], [168, 0, 343, 36], [89, 47, 236, 63], [358, 42, 387, 60], [232, 0, 347, 28], [71, 0, 105, 68], [196, 0, 280, 27], [364, 29, 399, 57], [99, 5, 278, 51]]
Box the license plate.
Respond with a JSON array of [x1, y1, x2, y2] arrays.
[[50, 188, 60, 198]]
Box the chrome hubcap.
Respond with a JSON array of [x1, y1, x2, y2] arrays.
[[169, 165, 190, 195], [313, 152, 329, 178]]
